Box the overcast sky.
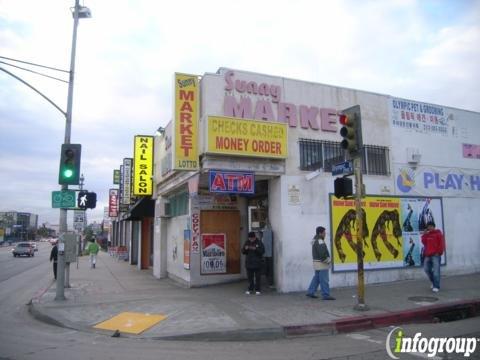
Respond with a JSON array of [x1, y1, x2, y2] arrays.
[[0, 0, 479, 226]]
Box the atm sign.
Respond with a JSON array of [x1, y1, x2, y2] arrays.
[[209, 171, 254, 194]]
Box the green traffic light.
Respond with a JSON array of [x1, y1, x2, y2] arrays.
[[63, 169, 74, 178]]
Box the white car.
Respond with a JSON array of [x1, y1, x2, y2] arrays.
[[12, 242, 35, 257]]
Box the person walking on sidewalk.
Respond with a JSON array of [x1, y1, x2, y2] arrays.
[[49, 241, 58, 280], [306, 226, 335, 300], [421, 221, 445, 292], [87, 237, 100, 269], [242, 231, 265, 295]]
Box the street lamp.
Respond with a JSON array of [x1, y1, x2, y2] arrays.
[[56, 0, 91, 301]]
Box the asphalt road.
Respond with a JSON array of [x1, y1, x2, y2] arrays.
[[0, 242, 479, 360]]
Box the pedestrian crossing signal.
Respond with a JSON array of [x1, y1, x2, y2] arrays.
[[78, 191, 97, 209], [334, 177, 353, 199], [59, 144, 81, 185]]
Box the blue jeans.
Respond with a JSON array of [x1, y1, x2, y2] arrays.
[[423, 255, 441, 289], [307, 269, 330, 298]]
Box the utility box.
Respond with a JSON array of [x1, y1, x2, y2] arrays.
[[63, 233, 78, 263]]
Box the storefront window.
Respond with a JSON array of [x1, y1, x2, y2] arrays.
[[168, 192, 188, 217]]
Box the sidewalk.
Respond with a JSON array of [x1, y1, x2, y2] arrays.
[[29, 251, 480, 341]]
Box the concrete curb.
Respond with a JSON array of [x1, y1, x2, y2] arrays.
[[284, 298, 480, 336], [28, 298, 480, 341]]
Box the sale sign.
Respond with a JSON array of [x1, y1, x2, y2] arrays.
[[201, 233, 226, 274]]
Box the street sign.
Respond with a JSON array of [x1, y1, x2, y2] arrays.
[[332, 161, 354, 176], [52, 190, 76, 208]]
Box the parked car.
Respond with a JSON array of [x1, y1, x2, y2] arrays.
[[12, 242, 35, 257]]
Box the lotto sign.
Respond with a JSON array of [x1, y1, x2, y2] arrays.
[[201, 233, 226, 274], [209, 170, 254, 194], [173, 73, 199, 170]]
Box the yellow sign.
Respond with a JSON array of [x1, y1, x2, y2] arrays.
[[207, 116, 288, 158], [133, 135, 153, 196], [174, 73, 199, 170], [94, 312, 167, 335], [330, 195, 403, 271]]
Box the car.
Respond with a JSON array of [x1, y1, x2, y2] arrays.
[[29, 242, 38, 252], [12, 242, 35, 257]]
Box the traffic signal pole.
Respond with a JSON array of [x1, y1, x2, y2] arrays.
[[56, 0, 80, 301], [338, 105, 368, 311], [353, 157, 368, 311]]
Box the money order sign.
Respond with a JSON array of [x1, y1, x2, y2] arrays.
[[207, 115, 288, 159]]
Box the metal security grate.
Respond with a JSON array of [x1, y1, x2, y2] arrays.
[[299, 139, 390, 176]]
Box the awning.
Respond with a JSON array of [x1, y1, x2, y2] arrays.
[[121, 197, 155, 221]]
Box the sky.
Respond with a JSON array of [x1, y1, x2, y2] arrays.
[[0, 0, 479, 227]]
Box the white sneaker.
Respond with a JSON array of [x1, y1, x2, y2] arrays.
[[245, 291, 251, 295], [255, 291, 261, 295], [432, 287, 439, 293]]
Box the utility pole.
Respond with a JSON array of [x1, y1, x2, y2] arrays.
[[338, 105, 368, 311], [56, 0, 84, 301]]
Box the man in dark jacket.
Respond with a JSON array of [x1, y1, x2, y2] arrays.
[[306, 226, 335, 300], [49, 242, 58, 280], [421, 221, 445, 292], [242, 231, 265, 295]]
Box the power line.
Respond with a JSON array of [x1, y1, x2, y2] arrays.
[[0, 55, 69, 73], [0, 61, 68, 83]]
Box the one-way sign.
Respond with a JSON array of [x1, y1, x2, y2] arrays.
[[332, 161, 354, 176]]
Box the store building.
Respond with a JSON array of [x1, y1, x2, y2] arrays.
[[0, 211, 38, 242], [151, 68, 480, 292]]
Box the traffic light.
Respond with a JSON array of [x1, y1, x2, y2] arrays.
[[77, 191, 97, 209], [59, 144, 81, 185], [334, 177, 353, 198], [339, 105, 363, 158]]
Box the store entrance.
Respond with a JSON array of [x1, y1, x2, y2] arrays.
[[247, 179, 274, 287], [200, 210, 241, 274]]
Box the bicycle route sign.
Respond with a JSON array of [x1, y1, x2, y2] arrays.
[[52, 190, 76, 209]]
